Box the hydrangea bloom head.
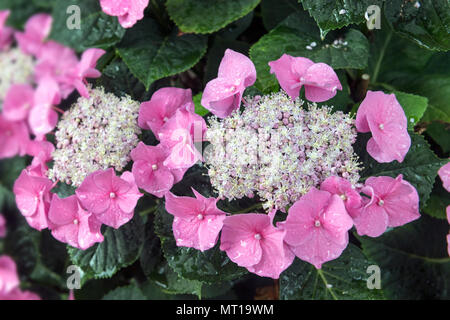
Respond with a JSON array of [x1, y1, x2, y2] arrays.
[[76, 168, 143, 229], [13, 168, 54, 230], [48, 86, 141, 186], [268, 54, 342, 102], [356, 91, 411, 163], [100, 0, 149, 28], [278, 187, 353, 269], [438, 162, 450, 192], [138, 87, 192, 136], [165, 189, 227, 251], [48, 194, 104, 250], [349, 175, 420, 237], [131, 142, 186, 198], [201, 49, 256, 118], [220, 213, 294, 278], [206, 91, 360, 211], [15, 13, 52, 56]]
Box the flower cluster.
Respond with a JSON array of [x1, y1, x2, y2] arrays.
[[206, 91, 360, 211], [0, 255, 40, 300], [0, 10, 105, 158], [48, 86, 141, 186], [158, 49, 422, 279]]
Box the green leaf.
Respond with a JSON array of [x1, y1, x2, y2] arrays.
[[359, 215, 450, 299], [280, 244, 384, 300], [250, 12, 369, 92], [425, 121, 450, 155], [140, 216, 163, 279], [300, 0, 384, 38], [154, 204, 247, 284], [102, 284, 147, 300], [384, 0, 450, 51], [164, 266, 203, 297], [116, 19, 207, 90], [49, 0, 125, 53], [51, 182, 76, 199], [68, 214, 145, 279], [392, 91, 428, 129], [423, 181, 450, 219], [193, 93, 210, 117], [355, 132, 448, 206], [165, 0, 260, 34], [260, 0, 302, 30]]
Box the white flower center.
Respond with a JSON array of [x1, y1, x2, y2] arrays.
[[314, 220, 321, 227], [73, 219, 79, 225], [254, 233, 261, 240], [340, 194, 347, 201], [197, 214, 204, 220], [379, 123, 384, 130], [110, 192, 116, 199], [378, 199, 384, 206], [151, 164, 158, 171]]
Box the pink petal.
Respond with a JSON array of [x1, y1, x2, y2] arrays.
[[48, 194, 77, 226], [3, 84, 34, 121], [76, 171, 111, 214], [217, 49, 256, 88], [138, 87, 192, 135], [0, 10, 13, 50], [303, 63, 342, 102], [438, 162, 450, 192], [201, 77, 242, 118], [0, 214, 6, 238], [116, 0, 149, 28], [352, 200, 389, 237], [15, 13, 52, 56], [100, 0, 131, 16], [165, 191, 204, 218], [0, 255, 19, 294], [0, 116, 30, 159], [320, 176, 361, 210]]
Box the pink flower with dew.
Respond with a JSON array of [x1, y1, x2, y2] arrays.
[[158, 106, 207, 169], [165, 189, 227, 251], [100, 0, 149, 28], [268, 54, 342, 102], [63, 48, 106, 98], [0, 256, 40, 300], [0, 115, 30, 159], [138, 87, 192, 136], [320, 176, 361, 211], [76, 169, 143, 229], [0, 214, 6, 238], [349, 175, 420, 238], [131, 142, 186, 198], [356, 91, 411, 163], [278, 187, 353, 269], [438, 162, 450, 192], [48, 194, 104, 250], [29, 77, 61, 138], [3, 84, 34, 121], [0, 10, 13, 50], [220, 211, 294, 279], [201, 49, 256, 118], [13, 168, 54, 231], [15, 13, 52, 56], [34, 40, 79, 98]]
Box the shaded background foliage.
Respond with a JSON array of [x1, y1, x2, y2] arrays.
[[0, 0, 449, 300]]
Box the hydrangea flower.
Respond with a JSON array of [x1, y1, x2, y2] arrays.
[[158, 106, 207, 169], [268, 54, 342, 102], [356, 91, 411, 163], [165, 189, 227, 251], [278, 187, 353, 269], [48, 194, 104, 250], [0, 256, 40, 300], [15, 13, 52, 56], [0, 213, 6, 238], [220, 212, 294, 278], [138, 87, 192, 137], [206, 91, 360, 210], [201, 49, 256, 118], [48, 86, 141, 186], [0, 10, 13, 50], [13, 168, 54, 231], [28, 77, 61, 138], [320, 176, 361, 211], [0, 115, 30, 159], [349, 175, 420, 237], [76, 168, 143, 229], [438, 162, 450, 192], [131, 142, 186, 198], [100, 0, 149, 28], [2, 84, 34, 121]]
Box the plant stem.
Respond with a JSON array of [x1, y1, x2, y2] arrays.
[[372, 30, 392, 84]]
